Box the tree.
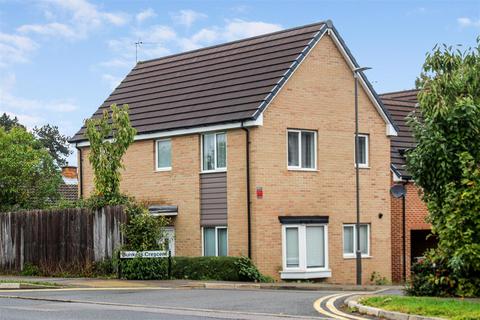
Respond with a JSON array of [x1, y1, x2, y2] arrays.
[[85, 104, 136, 201], [407, 40, 480, 296], [0, 113, 25, 131], [0, 127, 62, 211], [33, 124, 72, 167]]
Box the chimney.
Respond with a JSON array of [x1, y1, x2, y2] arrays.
[[61, 166, 78, 179]]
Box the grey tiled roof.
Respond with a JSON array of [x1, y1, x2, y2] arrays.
[[59, 183, 78, 201], [71, 22, 328, 142], [380, 89, 419, 179]]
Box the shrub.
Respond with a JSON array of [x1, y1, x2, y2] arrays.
[[119, 257, 169, 280], [20, 263, 40, 276], [121, 205, 169, 251], [118, 256, 271, 282], [173, 256, 240, 281], [369, 271, 389, 285], [406, 251, 480, 297], [234, 256, 274, 282], [92, 258, 118, 277]]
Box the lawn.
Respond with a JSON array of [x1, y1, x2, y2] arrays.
[[360, 295, 480, 320]]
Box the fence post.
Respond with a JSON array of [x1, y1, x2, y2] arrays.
[[117, 250, 122, 279], [168, 250, 172, 279]]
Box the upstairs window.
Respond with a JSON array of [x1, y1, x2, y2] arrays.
[[156, 139, 171, 171], [287, 129, 317, 170], [355, 134, 369, 167], [202, 132, 226, 172]]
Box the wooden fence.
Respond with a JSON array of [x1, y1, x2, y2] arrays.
[[0, 206, 126, 271]]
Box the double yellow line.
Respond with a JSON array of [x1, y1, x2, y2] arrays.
[[313, 292, 368, 320]]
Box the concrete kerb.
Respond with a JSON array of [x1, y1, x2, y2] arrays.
[[345, 295, 445, 320], [0, 276, 403, 292], [0, 283, 58, 290], [201, 282, 397, 291]]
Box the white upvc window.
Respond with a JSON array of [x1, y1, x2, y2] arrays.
[[343, 224, 370, 258], [155, 139, 172, 171], [281, 224, 330, 279], [202, 226, 228, 256], [355, 134, 369, 168], [201, 132, 227, 172], [287, 129, 317, 170]]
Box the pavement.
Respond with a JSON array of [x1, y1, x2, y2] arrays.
[[0, 276, 404, 319], [0, 275, 401, 291]]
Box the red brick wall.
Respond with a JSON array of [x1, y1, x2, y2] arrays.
[[390, 178, 431, 283]]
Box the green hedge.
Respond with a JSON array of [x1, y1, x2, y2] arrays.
[[119, 256, 169, 280], [119, 256, 272, 282], [173, 256, 241, 281]]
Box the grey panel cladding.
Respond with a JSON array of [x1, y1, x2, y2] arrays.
[[200, 172, 227, 226]]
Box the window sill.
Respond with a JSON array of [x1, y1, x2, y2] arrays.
[[201, 169, 227, 174], [354, 165, 370, 169], [287, 168, 318, 172], [155, 167, 172, 172], [280, 269, 331, 279], [343, 255, 372, 259]]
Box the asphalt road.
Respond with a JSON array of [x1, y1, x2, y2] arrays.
[[0, 288, 336, 319]]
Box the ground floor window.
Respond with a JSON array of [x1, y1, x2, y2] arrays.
[[281, 224, 329, 277], [343, 224, 370, 258], [202, 226, 227, 256]]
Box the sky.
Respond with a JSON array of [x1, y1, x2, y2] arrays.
[[1, 0, 479, 166]]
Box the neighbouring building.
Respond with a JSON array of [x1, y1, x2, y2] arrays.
[[71, 21, 399, 284], [59, 166, 78, 201], [380, 89, 437, 283]]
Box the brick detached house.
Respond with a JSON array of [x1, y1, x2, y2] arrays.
[[380, 89, 436, 283], [71, 21, 399, 283]]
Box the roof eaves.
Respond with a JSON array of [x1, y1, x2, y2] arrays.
[[390, 164, 412, 181]]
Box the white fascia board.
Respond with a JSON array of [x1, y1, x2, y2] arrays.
[[74, 114, 263, 148], [327, 29, 398, 137]]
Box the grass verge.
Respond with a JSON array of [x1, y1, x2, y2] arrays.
[[0, 279, 61, 287], [360, 295, 480, 320]]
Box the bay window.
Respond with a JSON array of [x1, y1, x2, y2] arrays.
[[281, 223, 330, 279]]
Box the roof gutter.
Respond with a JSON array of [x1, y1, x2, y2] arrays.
[[72, 116, 263, 147]]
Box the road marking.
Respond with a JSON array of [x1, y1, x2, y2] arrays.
[[0, 294, 323, 319], [0, 287, 171, 293], [313, 292, 372, 320], [326, 293, 368, 320], [313, 293, 351, 319]]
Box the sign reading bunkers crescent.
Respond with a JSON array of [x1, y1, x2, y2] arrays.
[[120, 251, 169, 259]]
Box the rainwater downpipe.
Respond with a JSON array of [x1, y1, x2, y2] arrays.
[[241, 122, 252, 259]]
